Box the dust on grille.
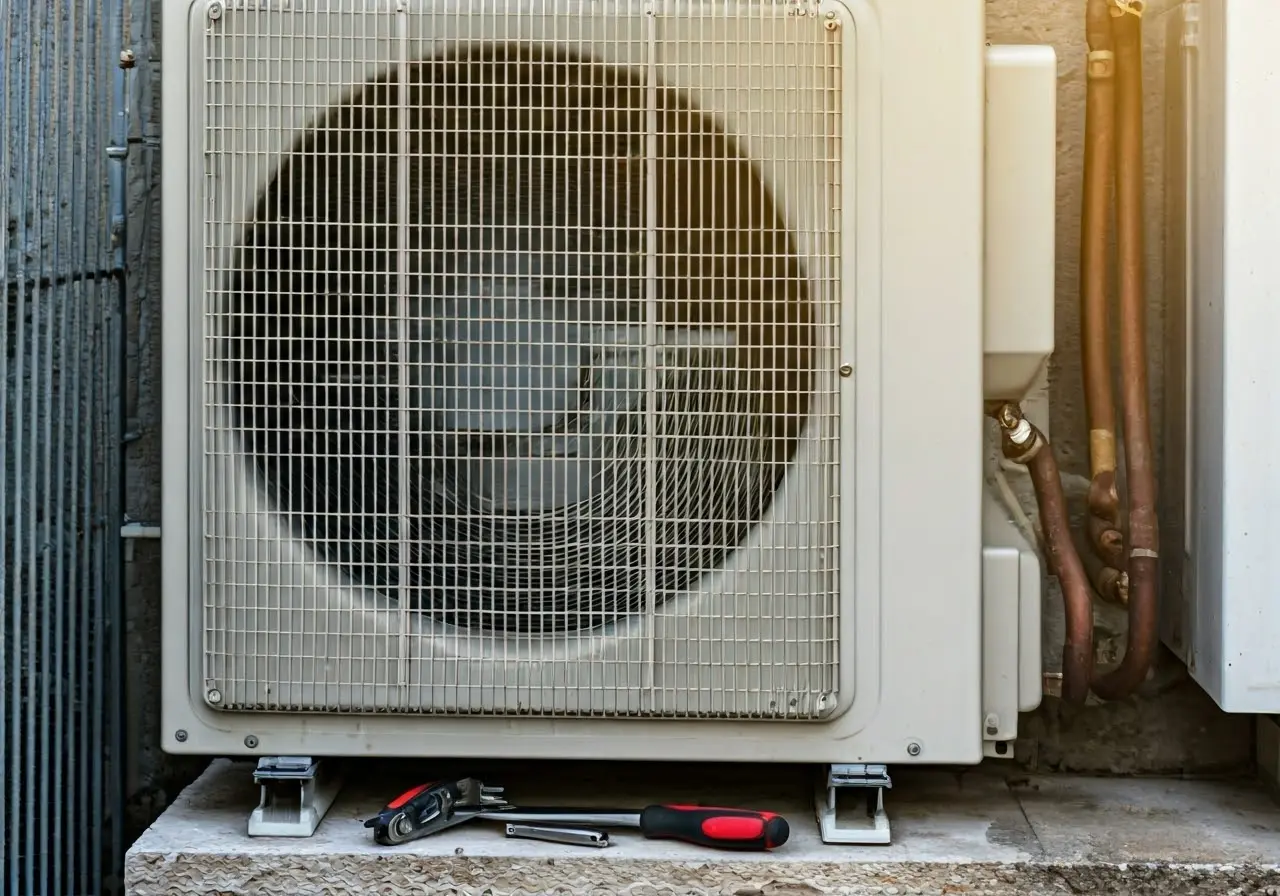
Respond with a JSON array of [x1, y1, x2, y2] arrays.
[[200, 5, 842, 718]]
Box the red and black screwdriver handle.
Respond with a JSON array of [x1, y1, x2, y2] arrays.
[[638, 804, 789, 850]]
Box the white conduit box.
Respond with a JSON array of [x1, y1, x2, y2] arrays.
[[982, 44, 1058, 403]]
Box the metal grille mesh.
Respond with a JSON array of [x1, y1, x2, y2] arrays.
[[200, 0, 843, 718]]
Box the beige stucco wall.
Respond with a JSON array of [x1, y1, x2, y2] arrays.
[[987, 0, 1170, 471], [985, 0, 1253, 771]]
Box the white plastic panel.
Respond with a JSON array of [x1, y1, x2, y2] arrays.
[[1164, 0, 1280, 713], [980, 484, 1042, 755], [982, 44, 1057, 402]]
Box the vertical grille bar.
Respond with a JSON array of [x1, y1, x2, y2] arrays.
[[105, 0, 130, 880], [395, 0, 413, 704], [643, 1, 660, 702], [1, 0, 127, 887]]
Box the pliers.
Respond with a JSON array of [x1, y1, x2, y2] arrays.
[[363, 777, 509, 845]]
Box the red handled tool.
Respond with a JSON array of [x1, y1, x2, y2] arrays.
[[364, 777, 790, 851], [363, 778, 506, 845], [477, 804, 789, 851], [635, 804, 789, 850]]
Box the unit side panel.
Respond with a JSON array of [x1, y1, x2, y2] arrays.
[[1171, 0, 1280, 713]]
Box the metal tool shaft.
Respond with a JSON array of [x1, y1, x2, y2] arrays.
[[484, 809, 643, 827], [504, 823, 610, 847]]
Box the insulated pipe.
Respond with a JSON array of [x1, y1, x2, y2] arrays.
[[990, 404, 1095, 705], [1081, 0, 1126, 591], [1092, 0, 1159, 701]]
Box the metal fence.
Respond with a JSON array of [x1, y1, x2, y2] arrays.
[[1, 0, 129, 890]]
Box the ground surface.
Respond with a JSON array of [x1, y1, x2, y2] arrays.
[[126, 758, 1280, 895]]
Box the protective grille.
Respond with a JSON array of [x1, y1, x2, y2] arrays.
[[199, 0, 844, 718]]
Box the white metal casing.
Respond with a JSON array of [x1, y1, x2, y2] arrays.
[[1161, 0, 1280, 713], [159, 0, 1040, 762]]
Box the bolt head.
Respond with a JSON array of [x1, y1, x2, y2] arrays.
[[174, 729, 188, 743], [906, 742, 922, 757], [839, 363, 853, 378], [244, 734, 259, 749], [207, 688, 223, 705]]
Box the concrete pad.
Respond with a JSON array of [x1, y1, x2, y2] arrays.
[[1014, 773, 1280, 863], [126, 758, 1280, 895]]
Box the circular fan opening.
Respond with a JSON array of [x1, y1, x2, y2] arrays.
[[222, 43, 815, 635]]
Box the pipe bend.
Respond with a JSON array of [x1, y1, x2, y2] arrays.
[[990, 404, 1095, 704], [1098, 4, 1160, 701]]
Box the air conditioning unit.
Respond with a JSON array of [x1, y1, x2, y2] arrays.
[[1161, 0, 1280, 715], [160, 0, 1057, 841]]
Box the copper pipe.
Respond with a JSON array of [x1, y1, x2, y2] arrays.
[[1092, 0, 1159, 701], [1074, 527, 1129, 607], [1081, 0, 1124, 572], [1087, 513, 1125, 568], [1086, 513, 1126, 601], [990, 405, 1095, 705]]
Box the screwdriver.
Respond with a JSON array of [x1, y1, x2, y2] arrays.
[[480, 804, 790, 851]]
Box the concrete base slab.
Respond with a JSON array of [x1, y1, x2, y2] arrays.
[[126, 758, 1280, 895]]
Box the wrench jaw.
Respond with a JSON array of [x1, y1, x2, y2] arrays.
[[379, 809, 424, 845], [363, 778, 514, 846], [363, 798, 455, 846], [470, 782, 509, 809]]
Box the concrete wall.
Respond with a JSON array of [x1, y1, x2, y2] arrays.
[[985, 0, 1252, 774], [117, 0, 1252, 838]]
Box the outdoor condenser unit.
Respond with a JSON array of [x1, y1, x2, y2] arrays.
[[160, 0, 1057, 841]]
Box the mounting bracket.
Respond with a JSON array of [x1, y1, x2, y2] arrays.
[[247, 756, 344, 837], [814, 763, 892, 845]]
